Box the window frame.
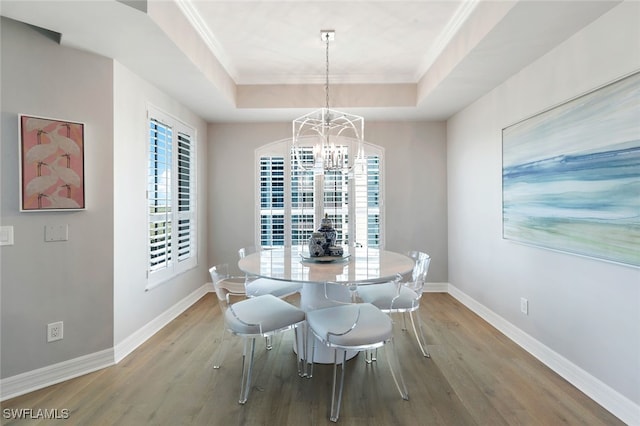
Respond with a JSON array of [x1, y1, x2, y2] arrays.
[[255, 138, 384, 249], [146, 106, 197, 289]]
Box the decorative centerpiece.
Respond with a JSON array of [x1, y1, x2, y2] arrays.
[[308, 213, 344, 257]]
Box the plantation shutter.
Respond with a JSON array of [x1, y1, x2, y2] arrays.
[[148, 118, 173, 272], [260, 155, 285, 247], [366, 156, 381, 247], [176, 131, 194, 262], [147, 107, 197, 287], [291, 147, 315, 246]]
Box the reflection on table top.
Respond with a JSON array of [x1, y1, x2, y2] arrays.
[[237, 246, 414, 284]]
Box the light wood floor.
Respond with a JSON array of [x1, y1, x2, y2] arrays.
[[1, 293, 622, 425]]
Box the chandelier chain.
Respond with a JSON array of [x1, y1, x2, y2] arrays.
[[325, 32, 330, 110]]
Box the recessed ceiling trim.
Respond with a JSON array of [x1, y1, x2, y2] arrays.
[[236, 83, 417, 110], [415, 0, 480, 81], [175, 0, 239, 81], [239, 72, 417, 86]]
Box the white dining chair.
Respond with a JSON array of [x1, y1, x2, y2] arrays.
[[356, 251, 431, 357], [304, 282, 409, 422], [238, 246, 304, 350], [209, 262, 291, 367], [211, 263, 306, 404]]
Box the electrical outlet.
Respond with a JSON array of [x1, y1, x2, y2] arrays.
[[47, 321, 63, 342], [520, 298, 529, 315]]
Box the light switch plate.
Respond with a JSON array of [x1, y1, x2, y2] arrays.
[[0, 226, 14, 246], [45, 225, 69, 242]]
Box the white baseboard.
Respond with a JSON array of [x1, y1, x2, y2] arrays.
[[0, 348, 114, 401], [1, 283, 213, 402], [114, 283, 211, 363], [447, 283, 640, 426], [423, 282, 449, 292]]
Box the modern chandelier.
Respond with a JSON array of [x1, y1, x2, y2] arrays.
[[292, 30, 365, 173]]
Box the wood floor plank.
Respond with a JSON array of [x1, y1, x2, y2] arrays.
[[1, 293, 623, 425]]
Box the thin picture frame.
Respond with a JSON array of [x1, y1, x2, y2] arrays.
[[19, 114, 86, 211], [502, 71, 640, 268]]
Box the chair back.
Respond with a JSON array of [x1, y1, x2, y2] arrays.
[[238, 247, 252, 259], [209, 263, 245, 304], [407, 251, 431, 292], [237, 246, 261, 287]]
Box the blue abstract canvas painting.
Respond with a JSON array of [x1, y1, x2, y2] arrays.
[[502, 72, 640, 267]]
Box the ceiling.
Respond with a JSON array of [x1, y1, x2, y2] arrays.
[[0, 0, 621, 122]]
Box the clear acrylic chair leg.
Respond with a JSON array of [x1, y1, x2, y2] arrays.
[[294, 326, 305, 377], [213, 327, 229, 369], [385, 338, 409, 400], [239, 337, 256, 404], [330, 349, 347, 422], [401, 311, 408, 331], [365, 348, 378, 364], [305, 325, 315, 378], [409, 310, 430, 358], [265, 335, 273, 350]]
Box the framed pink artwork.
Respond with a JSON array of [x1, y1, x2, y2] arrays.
[[19, 114, 85, 211]]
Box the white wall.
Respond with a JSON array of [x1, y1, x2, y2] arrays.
[[113, 62, 210, 349], [365, 121, 448, 279], [207, 121, 448, 282], [0, 17, 114, 377], [447, 0, 640, 418]]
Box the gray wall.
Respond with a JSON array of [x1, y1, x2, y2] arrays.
[[447, 1, 640, 407], [1, 17, 114, 377], [1, 17, 210, 378], [207, 121, 448, 282]]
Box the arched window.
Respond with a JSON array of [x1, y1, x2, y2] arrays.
[[256, 139, 384, 248]]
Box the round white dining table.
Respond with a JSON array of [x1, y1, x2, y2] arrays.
[[238, 245, 415, 363], [237, 245, 414, 285]]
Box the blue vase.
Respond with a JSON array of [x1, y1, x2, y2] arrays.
[[308, 232, 326, 257], [318, 214, 339, 255]]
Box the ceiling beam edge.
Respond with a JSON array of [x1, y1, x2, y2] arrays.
[[416, 1, 515, 106], [146, 0, 237, 107]]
